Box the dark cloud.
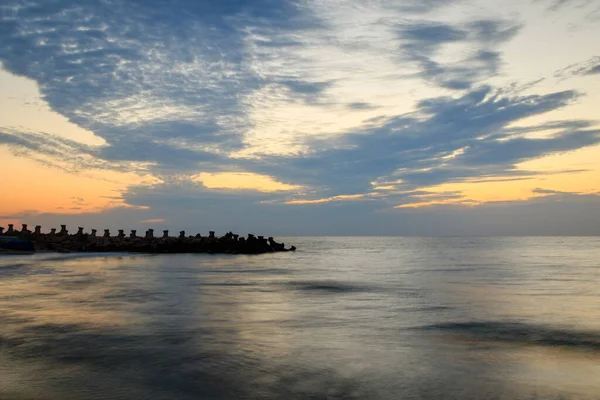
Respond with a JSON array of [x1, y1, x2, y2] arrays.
[[532, 188, 578, 195], [545, 0, 594, 12], [400, 19, 520, 49], [346, 102, 379, 110], [454, 131, 598, 166], [393, 0, 462, 14], [548, 0, 572, 10], [98, 140, 224, 169], [398, 19, 522, 90], [414, 51, 501, 90], [555, 56, 600, 79], [277, 79, 335, 104], [585, 64, 600, 75], [466, 20, 522, 43], [0, 0, 319, 169], [252, 86, 597, 194], [279, 79, 333, 95], [401, 23, 468, 46]]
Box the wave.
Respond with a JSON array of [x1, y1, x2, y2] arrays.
[[419, 321, 600, 351], [0, 262, 30, 270], [286, 280, 376, 294], [0, 262, 33, 277]]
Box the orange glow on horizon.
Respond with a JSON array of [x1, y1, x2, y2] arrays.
[[0, 148, 159, 218]]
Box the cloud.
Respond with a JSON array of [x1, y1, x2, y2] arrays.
[[543, 0, 600, 25], [0, 0, 320, 172], [466, 20, 523, 44], [398, 19, 522, 90], [392, 0, 462, 14], [545, 0, 595, 12], [532, 188, 579, 195], [555, 56, 600, 79], [251, 86, 598, 198], [547, 0, 573, 10], [346, 102, 379, 110], [0, 129, 114, 172], [401, 23, 468, 46], [278, 79, 334, 104], [1, 0, 599, 236], [587, 64, 600, 75], [452, 130, 599, 166], [1, 5, 597, 203]]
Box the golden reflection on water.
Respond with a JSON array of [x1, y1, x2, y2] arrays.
[[2, 238, 600, 400], [511, 347, 600, 398], [1, 256, 148, 331]]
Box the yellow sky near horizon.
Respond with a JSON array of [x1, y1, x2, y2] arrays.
[[193, 172, 302, 192]]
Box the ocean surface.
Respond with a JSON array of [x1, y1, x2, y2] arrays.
[[1, 236, 600, 400]]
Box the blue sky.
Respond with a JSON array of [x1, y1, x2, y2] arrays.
[[1, 0, 599, 235]]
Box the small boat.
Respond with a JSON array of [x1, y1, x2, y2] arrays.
[[0, 236, 36, 254]]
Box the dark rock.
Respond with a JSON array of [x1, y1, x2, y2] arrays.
[[19, 222, 296, 255]]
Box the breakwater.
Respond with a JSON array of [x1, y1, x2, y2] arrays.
[[0, 224, 296, 254]]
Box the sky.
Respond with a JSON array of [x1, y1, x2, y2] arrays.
[[1, 0, 599, 236]]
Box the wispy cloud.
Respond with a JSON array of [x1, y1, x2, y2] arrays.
[[555, 56, 600, 79]]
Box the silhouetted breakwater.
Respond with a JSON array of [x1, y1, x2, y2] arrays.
[[0, 224, 296, 254]]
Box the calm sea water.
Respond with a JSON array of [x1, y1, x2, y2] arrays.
[[1, 237, 600, 400]]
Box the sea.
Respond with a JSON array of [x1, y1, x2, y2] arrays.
[[1, 236, 600, 400]]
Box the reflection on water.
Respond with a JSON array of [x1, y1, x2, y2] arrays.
[[1, 237, 600, 399]]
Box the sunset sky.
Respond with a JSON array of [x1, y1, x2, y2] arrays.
[[1, 0, 599, 235]]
